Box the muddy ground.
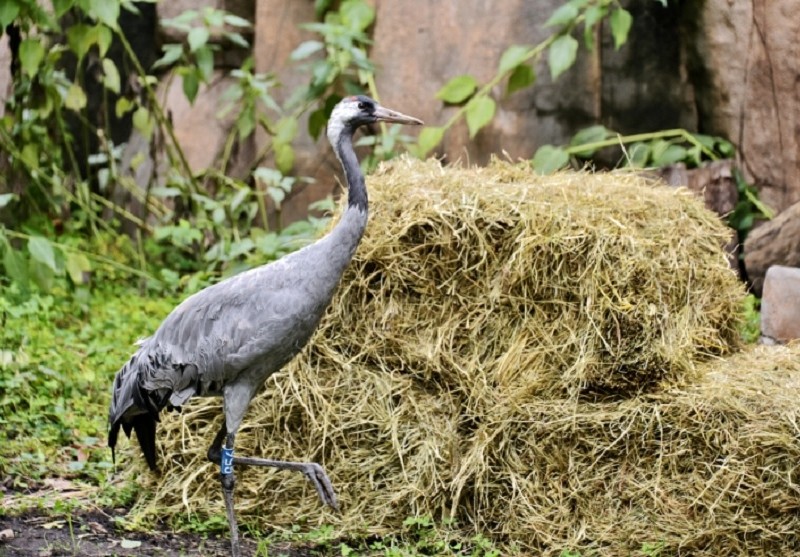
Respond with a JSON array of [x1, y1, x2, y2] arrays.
[[0, 510, 314, 557]]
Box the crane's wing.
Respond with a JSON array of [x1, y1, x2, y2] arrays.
[[107, 238, 348, 468]]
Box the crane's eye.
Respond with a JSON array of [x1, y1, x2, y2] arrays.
[[358, 101, 368, 110]]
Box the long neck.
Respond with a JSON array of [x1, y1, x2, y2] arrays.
[[315, 125, 369, 272], [336, 126, 368, 212]]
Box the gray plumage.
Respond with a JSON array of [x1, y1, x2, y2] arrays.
[[107, 95, 422, 557], [108, 207, 365, 459]]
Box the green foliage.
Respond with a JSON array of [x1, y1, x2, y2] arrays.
[[0, 284, 178, 489], [436, 75, 478, 104], [1, 0, 401, 298], [729, 168, 774, 242], [740, 293, 761, 344], [415, 0, 639, 152], [531, 128, 735, 174], [548, 34, 579, 80]]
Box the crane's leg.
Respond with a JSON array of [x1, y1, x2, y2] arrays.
[[207, 424, 241, 557], [209, 421, 339, 511], [230, 454, 338, 511]]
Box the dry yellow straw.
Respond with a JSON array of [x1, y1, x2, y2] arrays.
[[124, 158, 799, 557]]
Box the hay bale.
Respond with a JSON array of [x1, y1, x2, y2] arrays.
[[133, 345, 800, 555], [453, 343, 800, 555], [328, 157, 742, 400], [127, 158, 771, 554]]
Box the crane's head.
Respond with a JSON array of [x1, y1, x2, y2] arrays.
[[327, 95, 423, 147]]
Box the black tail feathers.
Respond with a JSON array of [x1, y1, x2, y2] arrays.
[[132, 414, 158, 470], [108, 351, 164, 472], [108, 413, 159, 471]]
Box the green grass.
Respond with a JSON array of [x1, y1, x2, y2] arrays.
[[0, 284, 178, 494]]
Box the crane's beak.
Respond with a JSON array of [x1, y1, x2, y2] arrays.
[[373, 105, 424, 126]]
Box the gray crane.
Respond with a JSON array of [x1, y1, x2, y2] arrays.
[[108, 95, 422, 557]]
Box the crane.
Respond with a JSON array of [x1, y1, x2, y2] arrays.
[[108, 95, 422, 557]]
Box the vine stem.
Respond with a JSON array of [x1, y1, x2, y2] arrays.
[[565, 129, 719, 160], [439, 22, 574, 134], [115, 29, 200, 194]]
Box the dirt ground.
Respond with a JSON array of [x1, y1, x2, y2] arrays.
[[0, 509, 316, 557]]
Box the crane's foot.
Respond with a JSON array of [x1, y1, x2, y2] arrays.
[[221, 471, 241, 557], [233, 455, 339, 511]]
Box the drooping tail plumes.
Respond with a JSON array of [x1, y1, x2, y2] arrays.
[[108, 350, 161, 470]]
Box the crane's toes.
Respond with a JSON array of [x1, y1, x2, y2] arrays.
[[303, 462, 339, 512]]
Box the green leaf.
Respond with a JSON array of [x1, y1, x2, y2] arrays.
[[308, 107, 327, 140], [436, 75, 478, 104], [417, 126, 444, 158], [194, 45, 214, 80], [649, 139, 670, 164], [569, 125, 611, 156], [652, 144, 687, 167], [115, 97, 134, 118], [498, 44, 531, 74], [507, 64, 535, 95], [30, 260, 55, 292], [465, 96, 496, 138], [101, 58, 120, 94], [52, 0, 74, 18], [341, 0, 375, 31], [267, 185, 285, 207], [584, 5, 607, 28], [19, 39, 45, 78], [89, 0, 120, 28], [532, 145, 569, 174], [224, 32, 249, 49], [187, 26, 210, 52], [132, 106, 154, 139], [65, 252, 91, 284], [275, 117, 298, 144], [28, 236, 57, 272], [627, 142, 651, 168], [290, 40, 324, 61], [548, 34, 578, 80], [66, 24, 96, 59], [610, 8, 633, 50], [229, 187, 250, 213], [182, 68, 200, 103], [2, 245, 29, 287], [152, 44, 183, 69], [223, 14, 251, 28], [95, 25, 113, 57], [544, 3, 579, 28], [274, 143, 294, 174], [0, 1, 20, 30], [716, 138, 734, 158], [20, 143, 39, 170], [65, 83, 88, 111]]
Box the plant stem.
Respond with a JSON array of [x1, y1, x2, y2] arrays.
[[115, 29, 200, 194], [564, 129, 719, 160]]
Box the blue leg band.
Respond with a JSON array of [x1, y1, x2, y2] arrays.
[[221, 447, 234, 475]]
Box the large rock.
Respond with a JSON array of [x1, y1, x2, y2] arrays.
[[744, 199, 800, 295], [371, 0, 596, 164], [657, 160, 738, 217], [252, 0, 340, 225], [684, 1, 800, 214], [760, 266, 800, 343], [159, 69, 249, 175]]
